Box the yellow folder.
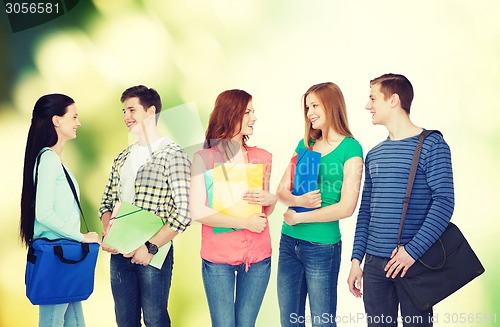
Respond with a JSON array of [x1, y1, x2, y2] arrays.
[[212, 163, 264, 217]]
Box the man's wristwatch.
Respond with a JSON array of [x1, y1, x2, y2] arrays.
[[145, 241, 158, 255]]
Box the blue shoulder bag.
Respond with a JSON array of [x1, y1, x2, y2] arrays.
[[25, 150, 99, 305]]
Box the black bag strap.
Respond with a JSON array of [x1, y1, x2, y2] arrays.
[[61, 165, 89, 232], [34, 149, 89, 234], [27, 245, 37, 264], [53, 243, 90, 264], [33, 148, 50, 213], [396, 130, 442, 247]]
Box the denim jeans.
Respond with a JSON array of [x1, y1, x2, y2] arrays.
[[363, 254, 433, 327], [110, 246, 174, 327], [277, 234, 341, 327], [39, 302, 85, 327], [202, 256, 271, 327]]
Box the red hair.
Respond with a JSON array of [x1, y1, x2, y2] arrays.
[[205, 89, 252, 157]]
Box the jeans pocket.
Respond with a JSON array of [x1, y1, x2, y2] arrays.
[[202, 259, 217, 268], [365, 254, 373, 264]]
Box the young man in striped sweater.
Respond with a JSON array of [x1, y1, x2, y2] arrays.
[[348, 74, 454, 326]]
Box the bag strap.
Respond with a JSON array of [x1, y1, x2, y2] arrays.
[[28, 149, 49, 250], [34, 149, 89, 234], [396, 130, 442, 247], [54, 243, 90, 264], [33, 148, 50, 212], [62, 165, 89, 232]]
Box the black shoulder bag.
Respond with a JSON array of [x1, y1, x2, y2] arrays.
[[396, 130, 485, 312]]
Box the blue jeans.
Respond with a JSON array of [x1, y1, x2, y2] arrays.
[[363, 254, 433, 327], [39, 302, 85, 327], [202, 257, 271, 327], [277, 234, 341, 327], [110, 246, 174, 327]]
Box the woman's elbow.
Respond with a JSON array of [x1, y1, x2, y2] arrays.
[[344, 207, 356, 218], [34, 208, 52, 223], [264, 204, 276, 216], [339, 202, 357, 219], [275, 186, 288, 202], [188, 204, 205, 222]]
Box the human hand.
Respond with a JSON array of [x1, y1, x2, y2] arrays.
[[122, 250, 135, 258], [384, 246, 416, 278], [283, 209, 299, 226], [128, 245, 153, 266], [242, 189, 276, 207], [348, 260, 363, 298], [101, 243, 120, 254], [297, 190, 321, 208], [82, 232, 100, 244], [244, 213, 267, 233], [99, 230, 120, 253]]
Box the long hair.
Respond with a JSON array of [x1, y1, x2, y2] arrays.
[[303, 82, 353, 147], [204, 89, 252, 160], [20, 94, 75, 246]]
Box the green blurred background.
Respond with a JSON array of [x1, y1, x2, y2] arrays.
[[1, 0, 499, 326]]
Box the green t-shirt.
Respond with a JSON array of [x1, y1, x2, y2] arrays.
[[281, 137, 363, 244]]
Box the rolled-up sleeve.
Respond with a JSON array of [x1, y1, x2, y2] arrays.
[[164, 150, 192, 232], [99, 162, 116, 218]]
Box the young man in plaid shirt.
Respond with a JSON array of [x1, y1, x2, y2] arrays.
[[99, 85, 191, 326]]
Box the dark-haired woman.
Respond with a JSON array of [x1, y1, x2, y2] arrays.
[[189, 89, 277, 327], [20, 94, 100, 326]]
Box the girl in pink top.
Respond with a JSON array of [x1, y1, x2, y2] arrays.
[[190, 89, 277, 326]]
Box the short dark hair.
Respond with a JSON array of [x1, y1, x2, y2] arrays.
[[370, 73, 414, 114], [121, 85, 162, 122]]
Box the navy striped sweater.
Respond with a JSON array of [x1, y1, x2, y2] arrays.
[[351, 131, 454, 262]]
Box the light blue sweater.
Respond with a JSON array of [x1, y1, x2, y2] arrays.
[[33, 148, 83, 242]]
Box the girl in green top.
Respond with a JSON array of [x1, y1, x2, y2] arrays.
[[20, 94, 99, 326], [276, 82, 363, 327]]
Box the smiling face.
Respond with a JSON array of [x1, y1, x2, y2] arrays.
[[234, 100, 256, 138], [366, 83, 393, 125], [122, 97, 155, 135], [305, 92, 326, 131], [53, 103, 80, 141]]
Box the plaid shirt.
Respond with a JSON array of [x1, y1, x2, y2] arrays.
[[99, 139, 191, 233]]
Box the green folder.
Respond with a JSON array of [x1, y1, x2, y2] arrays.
[[103, 201, 171, 269]]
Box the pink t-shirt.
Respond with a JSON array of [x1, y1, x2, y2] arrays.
[[196, 146, 272, 269]]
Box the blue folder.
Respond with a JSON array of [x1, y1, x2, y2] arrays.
[[289, 148, 321, 212]]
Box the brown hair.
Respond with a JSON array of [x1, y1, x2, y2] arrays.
[[204, 89, 252, 159], [121, 85, 162, 123], [369, 73, 414, 114], [303, 82, 353, 147]]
